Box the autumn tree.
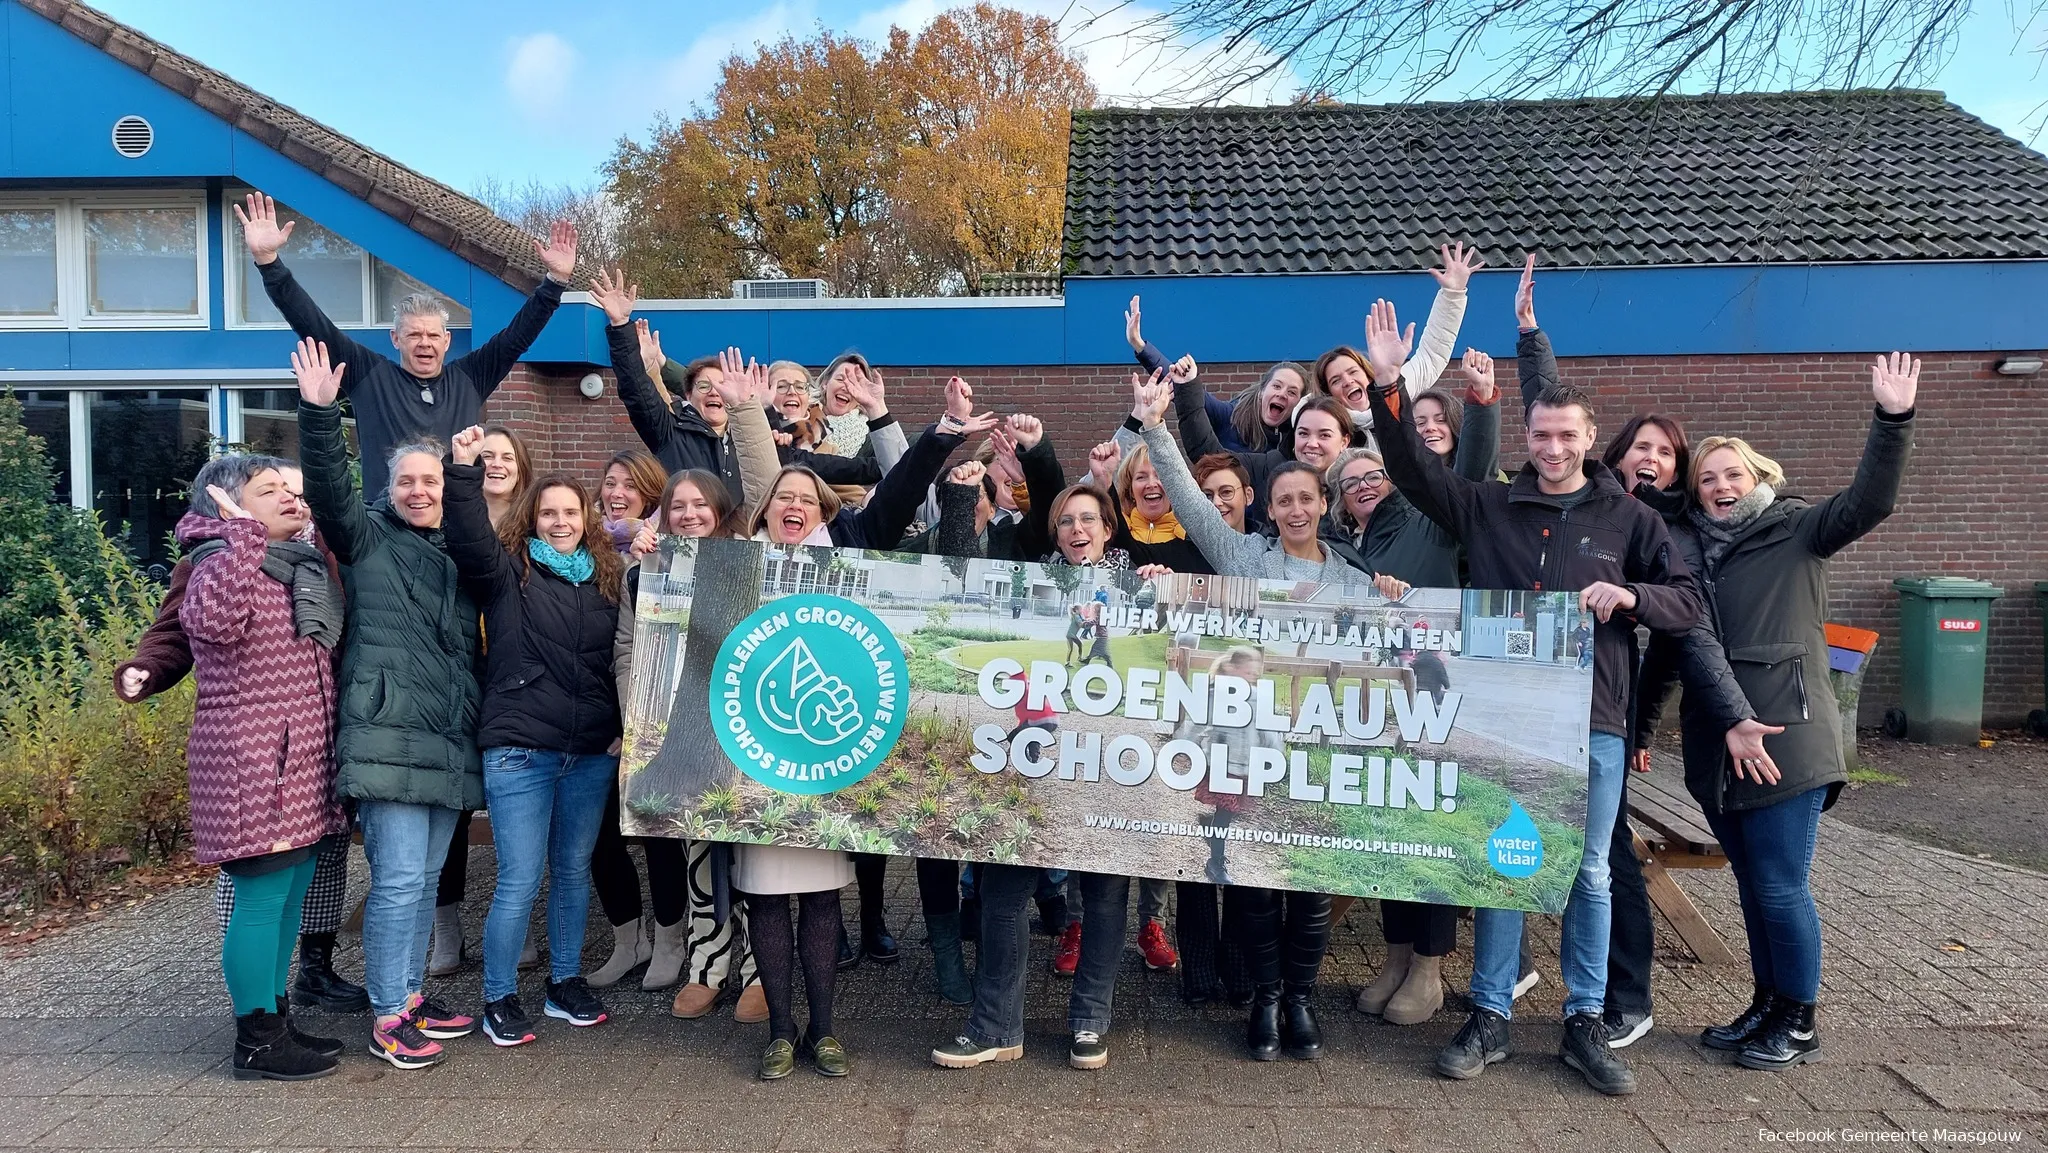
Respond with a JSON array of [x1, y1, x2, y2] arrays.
[[607, 5, 1094, 298]]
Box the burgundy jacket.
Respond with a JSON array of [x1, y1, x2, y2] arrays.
[[174, 513, 346, 866], [116, 538, 344, 703]]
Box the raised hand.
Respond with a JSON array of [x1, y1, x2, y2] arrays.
[[290, 337, 345, 406], [232, 192, 295, 265], [1460, 348, 1496, 405], [1131, 368, 1170, 429], [536, 219, 579, 283], [1168, 354, 1199, 385], [633, 319, 665, 383], [449, 424, 486, 466], [948, 460, 988, 488], [1124, 295, 1144, 354], [630, 523, 659, 559], [118, 667, 150, 701], [1428, 241, 1485, 292], [207, 485, 252, 521], [715, 347, 764, 408], [590, 267, 638, 326], [1871, 351, 1919, 415], [1578, 580, 1638, 623], [842, 364, 886, 419], [1372, 574, 1412, 600], [1087, 441, 1120, 490], [1725, 718, 1786, 784], [1007, 413, 1044, 452], [1515, 252, 1539, 330], [1363, 298, 1415, 386], [943, 376, 998, 434]]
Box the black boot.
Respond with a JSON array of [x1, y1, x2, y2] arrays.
[[232, 1009, 337, 1081], [854, 854, 897, 963], [1280, 984, 1323, 1061], [862, 916, 899, 964], [275, 996, 343, 1059], [1246, 984, 1282, 1061], [1701, 985, 1776, 1051], [1737, 997, 1820, 1071], [926, 912, 972, 1005], [836, 923, 859, 971], [292, 932, 369, 1012], [1176, 882, 1225, 1006]]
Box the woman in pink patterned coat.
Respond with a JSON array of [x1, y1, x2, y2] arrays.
[[176, 453, 348, 1083]]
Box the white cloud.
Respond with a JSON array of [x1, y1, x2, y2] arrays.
[[505, 32, 581, 125], [647, 4, 816, 116]]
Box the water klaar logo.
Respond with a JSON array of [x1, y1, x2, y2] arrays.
[[710, 594, 908, 795]]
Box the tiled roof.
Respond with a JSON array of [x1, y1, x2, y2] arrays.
[[25, 0, 565, 291], [1062, 92, 2048, 276]]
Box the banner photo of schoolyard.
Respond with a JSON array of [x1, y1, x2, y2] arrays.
[[619, 536, 1597, 914]]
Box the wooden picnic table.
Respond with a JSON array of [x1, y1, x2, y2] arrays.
[[1625, 753, 1736, 966]]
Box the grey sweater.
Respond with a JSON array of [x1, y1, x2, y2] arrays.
[[1141, 424, 1365, 584]]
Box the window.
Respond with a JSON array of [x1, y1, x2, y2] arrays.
[[232, 388, 358, 463], [0, 194, 206, 328], [89, 389, 213, 570], [16, 389, 72, 498], [83, 206, 201, 317], [226, 193, 471, 328], [0, 209, 59, 318]]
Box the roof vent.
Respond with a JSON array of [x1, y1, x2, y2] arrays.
[[111, 115, 153, 158], [731, 278, 831, 300]]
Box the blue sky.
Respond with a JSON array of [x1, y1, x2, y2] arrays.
[[93, 0, 2046, 196]]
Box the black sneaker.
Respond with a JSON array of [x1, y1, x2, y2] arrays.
[[544, 977, 609, 1027], [1434, 1007, 1511, 1079], [1602, 1008, 1654, 1049], [481, 995, 536, 1048], [1561, 1011, 1637, 1095], [1069, 1030, 1109, 1070]]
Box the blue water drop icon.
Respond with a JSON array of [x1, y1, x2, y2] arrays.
[[1488, 802, 1545, 878]]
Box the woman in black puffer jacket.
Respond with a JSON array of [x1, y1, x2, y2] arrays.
[[442, 426, 624, 1048], [1667, 354, 1918, 1074]]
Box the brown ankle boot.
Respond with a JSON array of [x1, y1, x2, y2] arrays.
[[1355, 942, 1414, 1015], [1383, 952, 1445, 1025]]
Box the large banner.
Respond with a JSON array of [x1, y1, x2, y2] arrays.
[[620, 537, 1595, 913]]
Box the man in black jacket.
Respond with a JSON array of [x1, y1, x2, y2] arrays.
[[235, 193, 576, 494], [1361, 299, 1701, 1098]]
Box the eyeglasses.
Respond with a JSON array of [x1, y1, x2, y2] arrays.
[[1055, 512, 1104, 530], [1338, 471, 1387, 494]]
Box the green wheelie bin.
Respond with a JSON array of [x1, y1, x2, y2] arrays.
[[1885, 577, 2003, 745]]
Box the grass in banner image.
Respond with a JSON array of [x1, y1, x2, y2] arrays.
[[618, 538, 1596, 914]]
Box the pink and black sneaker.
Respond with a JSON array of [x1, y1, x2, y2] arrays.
[[369, 1011, 444, 1070], [409, 993, 476, 1040]]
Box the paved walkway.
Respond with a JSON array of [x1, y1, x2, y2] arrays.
[[2, 794, 2043, 1152]]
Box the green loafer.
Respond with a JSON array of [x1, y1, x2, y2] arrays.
[[759, 1038, 796, 1080], [801, 1033, 850, 1077]]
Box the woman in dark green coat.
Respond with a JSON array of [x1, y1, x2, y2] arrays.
[[294, 339, 484, 1071], [1669, 354, 1918, 1074]]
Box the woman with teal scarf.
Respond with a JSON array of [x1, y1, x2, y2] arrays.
[[441, 425, 626, 1048]]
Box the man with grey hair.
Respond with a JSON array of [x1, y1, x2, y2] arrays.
[[235, 192, 578, 492]]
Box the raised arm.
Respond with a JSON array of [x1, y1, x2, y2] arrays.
[[1453, 349, 1502, 482], [1513, 254, 1560, 411], [238, 192, 380, 394], [180, 513, 268, 645], [1361, 299, 1485, 542], [837, 377, 982, 548], [1014, 425, 1064, 562], [1801, 355, 1917, 558], [291, 339, 372, 564], [1397, 242, 1481, 395], [452, 220, 575, 392], [1140, 419, 1243, 575], [440, 428, 518, 599], [1166, 355, 1228, 462], [934, 461, 990, 560], [723, 362, 784, 528], [607, 319, 682, 459]]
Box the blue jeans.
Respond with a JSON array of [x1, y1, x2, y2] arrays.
[[1472, 731, 1625, 1019], [358, 800, 460, 1017], [966, 868, 1130, 1046], [480, 747, 617, 1002], [1704, 786, 1826, 1003]]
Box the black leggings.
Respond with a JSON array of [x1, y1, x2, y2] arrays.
[[437, 811, 471, 907], [590, 781, 688, 927], [745, 889, 841, 1042], [1240, 888, 1332, 988], [852, 853, 889, 928], [1381, 900, 1457, 958], [916, 858, 959, 918]]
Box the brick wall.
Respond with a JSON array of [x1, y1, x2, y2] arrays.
[[487, 352, 2048, 727]]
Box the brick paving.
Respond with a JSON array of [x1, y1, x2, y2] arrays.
[[1, 785, 2043, 1152]]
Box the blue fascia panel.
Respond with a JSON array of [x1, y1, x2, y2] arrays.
[[1061, 263, 2048, 363]]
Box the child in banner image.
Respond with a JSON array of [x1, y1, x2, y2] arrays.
[[1179, 647, 1285, 886], [1409, 618, 1450, 703], [996, 669, 1058, 740], [1066, 604, 1087, 665], [1085, 606, 1113, 666]]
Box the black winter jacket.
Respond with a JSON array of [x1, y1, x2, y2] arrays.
[[1368, 380, 1702, 738], [1670, 409, 1914, 815], [821, 422, 968, 549], [442, 460, 623, 754], [606, 323, 746, 502], [1339, 392, 1500, 587], [299, 400, 484, 810]]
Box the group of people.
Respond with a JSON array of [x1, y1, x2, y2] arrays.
[[127, 193, 1917, 1094]]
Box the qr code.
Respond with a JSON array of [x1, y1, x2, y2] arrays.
[[1505, 630, 1534, 658]]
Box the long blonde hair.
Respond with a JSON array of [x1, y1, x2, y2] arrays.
[[1689, 436, 1785, 492]]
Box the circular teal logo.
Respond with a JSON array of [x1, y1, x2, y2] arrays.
[[710, 594, 908, 795]]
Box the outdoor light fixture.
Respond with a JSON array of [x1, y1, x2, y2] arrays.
[[1995, 355, 2043, 376], [579, 372, 606, 398]]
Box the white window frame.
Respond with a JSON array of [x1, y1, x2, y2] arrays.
[[221, 188, 470, 331], [0, 192, 210, 330], [67, 381, 227, 510]]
